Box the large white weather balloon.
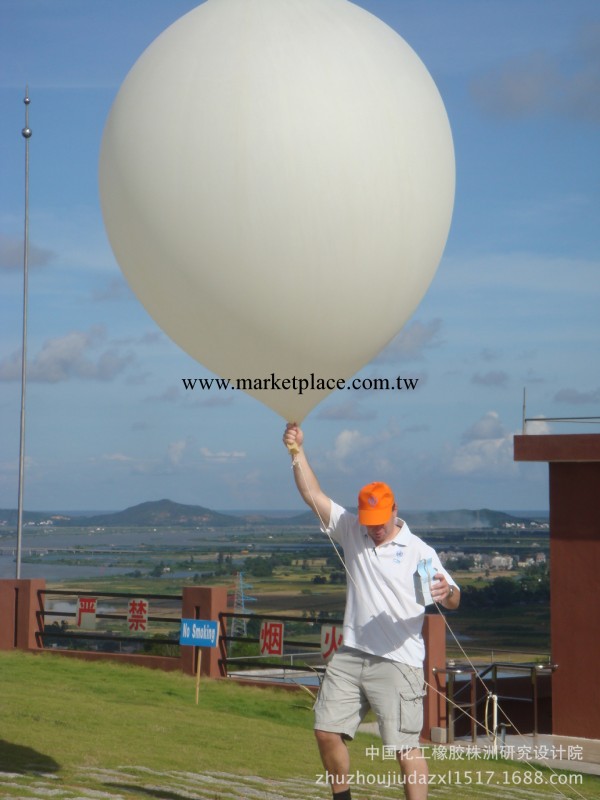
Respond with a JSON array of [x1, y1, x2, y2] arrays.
[[99, 0, 454, 421]]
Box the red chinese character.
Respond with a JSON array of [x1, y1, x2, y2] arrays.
[[127, 599, 149, 631], [260, 621, 284, 656], [321, 624, 343, 661], [77, 597, 97, 628]]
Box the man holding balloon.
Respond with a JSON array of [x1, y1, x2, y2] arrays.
[[284, 423, 460, 800]]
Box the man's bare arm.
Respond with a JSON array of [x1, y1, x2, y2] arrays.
[[283, 423, 331, 528]]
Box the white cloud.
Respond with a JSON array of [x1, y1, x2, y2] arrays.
[[439, 252, 599, 295], [525, 417, 552, 435], [450, 436, 517, 477], [221, 467, 262, 497], [471, 52, 558, 118], [480, 348, 501, 362], [449, 411, 517, 477], [326, 424, 400, 475], [95, 440, 192, 476], [0, 327, 134, 383], [93, 440, 246, 480], [200, 447, 246, 463], [113, 331, 164, 347], [471, 370, 509, 388], [554, 387, 600, 405], [375, 319, 444, 363], [0, 234, 55, 271], [167, 440, 188, 468], [146, 386, 180, 404], [316, 399, 377, 421], [461, 411, 506, 443], [471, 23, 600, 124], [331, 429, 370, 462], [91, 277, 132, 302], [192, 395, 236, 408], [102, 453, 135, 463]]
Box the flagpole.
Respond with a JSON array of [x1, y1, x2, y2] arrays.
[[16, 87, 32, 579]]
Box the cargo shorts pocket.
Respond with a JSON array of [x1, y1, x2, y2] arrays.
[[398, 685, 426, 734]]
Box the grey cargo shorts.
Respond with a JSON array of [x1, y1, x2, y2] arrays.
[[314, 646, 426, 751]]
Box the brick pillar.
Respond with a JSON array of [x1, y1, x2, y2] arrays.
[[514, 434, 600, 739], [0, 579, 45, 651], [181, 585, 228, 678], [549, 461, 600, 738], [422, 613, 447, 739]]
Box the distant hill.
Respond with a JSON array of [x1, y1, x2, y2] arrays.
[[0, 500, 545, 530], [273, 508, 545, 529], [0, 500, 238, 529], [404, 508, 534, 529], [66, 499, 240, 528]]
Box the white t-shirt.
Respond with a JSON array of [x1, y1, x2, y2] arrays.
[[325, 501, 458, 667]]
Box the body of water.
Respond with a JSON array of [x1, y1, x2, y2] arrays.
[[0, 553, 136, 581], [0, 526, 244, 582]]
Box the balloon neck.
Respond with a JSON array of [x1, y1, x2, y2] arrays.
[[287, 442, 300, 455]]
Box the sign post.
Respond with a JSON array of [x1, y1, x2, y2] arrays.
[[195, 649, 202, 705], [179, 618, 219, 704]]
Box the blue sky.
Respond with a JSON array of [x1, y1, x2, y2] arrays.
[[1, 0, 599, 513]]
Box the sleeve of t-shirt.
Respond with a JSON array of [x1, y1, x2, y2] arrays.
[[322, 500, 357, 546]]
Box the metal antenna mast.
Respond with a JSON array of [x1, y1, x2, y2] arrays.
[[16, 87, 32, 579]]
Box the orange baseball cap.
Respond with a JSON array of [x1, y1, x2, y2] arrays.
[[358, 482, 395, 525]]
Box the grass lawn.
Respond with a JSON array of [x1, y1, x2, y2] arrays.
[[1, 651, 598, 799]]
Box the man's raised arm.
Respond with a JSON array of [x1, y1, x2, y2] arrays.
[[283, 423, 331, 528]]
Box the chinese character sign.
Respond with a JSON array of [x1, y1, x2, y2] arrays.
[[77, 597, 97, 630], [320, 624, 343, 662], [128, 599, 149, 632], [260, 620, 284, 656]]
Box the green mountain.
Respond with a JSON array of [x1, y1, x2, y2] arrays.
[[68, 499, 239, 528]]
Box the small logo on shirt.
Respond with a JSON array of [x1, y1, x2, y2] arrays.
[[393, 550, 404, 564]]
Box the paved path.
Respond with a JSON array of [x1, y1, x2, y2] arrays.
[[1, 763, 598, 800], [3, 767, 343, 799]]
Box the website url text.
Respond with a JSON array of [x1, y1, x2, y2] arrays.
[[182, 374, 419, 396]]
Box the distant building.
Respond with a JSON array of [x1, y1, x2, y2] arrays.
[[489, 555, 514, 570], [517, 557, 535, 568]]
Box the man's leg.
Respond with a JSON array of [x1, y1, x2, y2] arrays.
[[313, 649, 368, 798], [361, 659, 428, 799], [315, 729, 350, 795], [397, 747, 428, 800]]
